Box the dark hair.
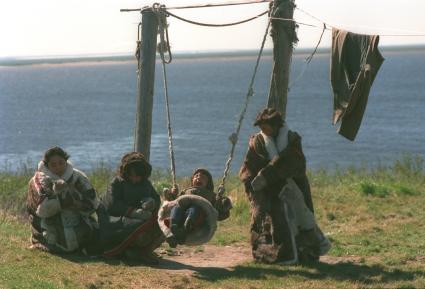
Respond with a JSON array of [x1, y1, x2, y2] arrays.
[[119, 152, 152, 181], [253, 108, 284, 128], [192, 168, 214, 192], [43, 146, 70, 165]]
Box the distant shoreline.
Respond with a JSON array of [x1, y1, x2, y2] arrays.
[[1, 45, 424, 67]]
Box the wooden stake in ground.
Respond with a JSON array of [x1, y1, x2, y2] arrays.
[[135, 9, 158, 160], [267, 0, 297, 119]]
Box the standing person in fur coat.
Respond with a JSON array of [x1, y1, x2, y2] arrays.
[[26, 147, 100, 254], [99, 152, 164, 264], [239, 108, 330, 264]]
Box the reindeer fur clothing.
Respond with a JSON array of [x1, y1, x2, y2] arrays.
[[239, 126, 319, 263], [100, 159, 163, 257], [26, 161, 99, 253]]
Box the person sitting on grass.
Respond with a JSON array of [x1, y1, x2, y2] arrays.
[[99, 152, 164, 265], [26, 146, 100, 254], [162, 168, 232, 248]]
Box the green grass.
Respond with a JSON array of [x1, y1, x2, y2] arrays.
[[1, 156, 425, 288]]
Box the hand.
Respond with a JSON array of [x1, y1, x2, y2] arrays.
[[129, 208, 152, 221], [163, 185, 179, 201], [141, 198, 156, 211]]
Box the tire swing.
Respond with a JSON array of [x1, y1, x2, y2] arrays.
[[151, 4, 269, 246]]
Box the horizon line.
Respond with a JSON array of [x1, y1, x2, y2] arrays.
[[1, 44, 424, 66]]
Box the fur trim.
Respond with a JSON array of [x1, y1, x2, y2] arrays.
[[36, 198, 61, 218], [119, 152, 152, 180], [37, 161, 98, 210], [260, 124, 289, 159], [279, 179, 331, 257], [279, 179, 315, 233], [38, 160, 74, 182], [158, 195, 218, 246]]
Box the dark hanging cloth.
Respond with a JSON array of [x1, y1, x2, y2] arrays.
[[331, 28, 384, 141]]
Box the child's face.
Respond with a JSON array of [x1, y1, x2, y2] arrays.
[[128, 170, 143, 184], [47, 155, 67, 176], [260, 123, 279, 137], [192, 172, 209, 188]]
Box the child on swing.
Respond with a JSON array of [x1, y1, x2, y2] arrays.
[[163, 168, 231, 247]]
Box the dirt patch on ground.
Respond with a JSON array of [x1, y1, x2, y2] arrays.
[[156, 244, 252, 274], [155, 244, 388, 274]]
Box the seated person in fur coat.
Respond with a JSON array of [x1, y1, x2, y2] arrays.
[[163, 168, 232, 248], [239, 108, 329, 264], [26, 147, 99, 254], [99, 152, 164, 265]]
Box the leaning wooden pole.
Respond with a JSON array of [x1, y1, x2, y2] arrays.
[[135, 9, 159, 160], [267, 0, 297, 119]]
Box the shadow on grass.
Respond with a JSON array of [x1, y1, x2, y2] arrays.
[[192, 261, 424, 285], [38, 250, 425, 286]]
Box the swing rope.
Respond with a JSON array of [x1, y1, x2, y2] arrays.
[[154, 4, 177, 189], [217, 17, 271, 196], [166, 10, 269, 27], [149, 3, 271, 195]]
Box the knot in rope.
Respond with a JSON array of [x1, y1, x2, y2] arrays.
[[228, 133, 238, 145], [135, 22, 142, 74], [153, 3, 172, 64], [217, 185, 226, 197]]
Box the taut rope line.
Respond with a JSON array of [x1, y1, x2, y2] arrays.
[[154, 4, 177, 188], [218, 17, 271, 196]]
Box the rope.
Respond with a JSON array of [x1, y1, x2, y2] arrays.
[[121, 0, 272, 12], [217, 18, 271, 197], [133, 22, 143, 151], [166, 10, 269, 27], [295, 7, 327, 25], [153, 4, 177, 188], [295, 6, 425, 37], [166, 0, 272, 10], [269, 16, 319, 28], [305, 23, 327, 64], [288, 23, 326, 90], [135, 22, 142, 70]]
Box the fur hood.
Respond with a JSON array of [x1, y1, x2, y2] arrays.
[[38, 160, 74, 182], [119, 152, 152, 180]]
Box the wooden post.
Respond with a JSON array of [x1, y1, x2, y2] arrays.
[[267, 0, 297, 120], [135, 9, 158, 160]]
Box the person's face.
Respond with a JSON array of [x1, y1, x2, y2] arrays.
[[259, 123, 279, 137], [47, 155, 67, 176], [192, 172, 209, 188], [128, 170, 143, 184]]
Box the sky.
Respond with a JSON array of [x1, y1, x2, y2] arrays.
[[0, 0, 424, 58]]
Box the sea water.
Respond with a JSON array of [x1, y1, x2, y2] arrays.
[[0, 50, 424, 176]]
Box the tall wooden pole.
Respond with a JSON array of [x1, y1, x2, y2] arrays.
[[267, 0, 297, 120], [135, 9, 158, 160]]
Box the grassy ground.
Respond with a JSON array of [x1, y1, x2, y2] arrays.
[[0, 156, 424, 289]]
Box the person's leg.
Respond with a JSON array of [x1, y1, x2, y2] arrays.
[[184, 205, 200, 232], [170, 205, 184, 227], [170, 205, 186, 244]]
